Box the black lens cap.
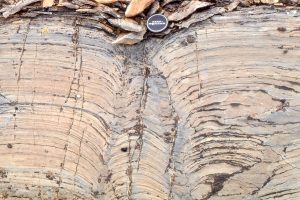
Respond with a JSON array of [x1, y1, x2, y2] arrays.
[[147, 14, 168, 33]]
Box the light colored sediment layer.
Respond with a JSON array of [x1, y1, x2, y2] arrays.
[[0, 7, 300, 199]]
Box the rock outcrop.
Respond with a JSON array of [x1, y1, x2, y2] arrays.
[[0, 6, 300, 199], [1, 0, 299, 44]]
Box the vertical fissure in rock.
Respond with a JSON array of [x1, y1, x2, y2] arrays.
[[17, 19, 31, 83], [135, 44, 149, 172], [127, 43, 149, 200], [57, 17, 81, 197], [194, 31, 202, 100], [15, 19, 31, 132], [64, 17, 81, 104]]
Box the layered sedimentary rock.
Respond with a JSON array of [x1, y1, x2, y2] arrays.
[[0, 6, 300, 200], [1, 0, 299, 45]]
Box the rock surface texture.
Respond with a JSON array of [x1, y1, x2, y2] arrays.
[[1, 5, 300, 200], [1, 0, 299, 44]]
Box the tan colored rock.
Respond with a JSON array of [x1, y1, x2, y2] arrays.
[[42, 0, 54, 7], [162, 0, 178, 6], [168, 0, 212, 21], [147, 0, 160, 17], [108, 18, 144, 32], [1, 0, 40, 18], [95, 0, 130, 3], [60, 2, 79, 9], [94, 0, 118, 3], [226, 0, 240, 11], [180, 7, 226, 28], [241, 0, 281, 6], [1, 5, 300, 200], [261, 0, 279, 3], [112, 32, 144, 44], [113, 27, 146, 44], [125, 0, 155, 17], [97, 3, 121, 18]]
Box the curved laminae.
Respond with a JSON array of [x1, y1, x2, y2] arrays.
[[0, 7, 300, 200]]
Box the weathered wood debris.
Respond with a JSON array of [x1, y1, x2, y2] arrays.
[[0, 0, 299, 43]]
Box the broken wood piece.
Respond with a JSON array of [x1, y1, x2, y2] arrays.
[[168, 1, 213, 21], [2, 0, 41, 18], [108, 18, 143, 32], [42, 0, 54, 8], [125, 0, 155, 17]]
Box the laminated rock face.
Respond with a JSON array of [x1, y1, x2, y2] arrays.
[[1, 6, 300, 200]]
